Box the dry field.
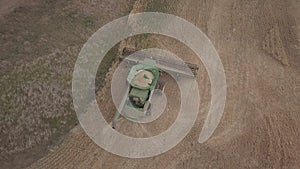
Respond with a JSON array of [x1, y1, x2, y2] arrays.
[[1, 0, 300, 169]]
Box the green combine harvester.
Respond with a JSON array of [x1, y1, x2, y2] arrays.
[[112, 48, 199, 129]]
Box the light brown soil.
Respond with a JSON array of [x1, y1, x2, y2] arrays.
[[1, 0, 300, 168]]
